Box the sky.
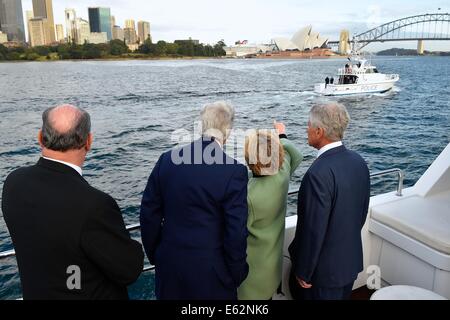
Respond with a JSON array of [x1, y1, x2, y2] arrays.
[[21, 0, 450, 51]]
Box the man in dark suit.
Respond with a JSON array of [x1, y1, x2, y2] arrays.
[[2, 104, 144, 300], [140, 101, 249, 300], [288, 103, 370, 300]]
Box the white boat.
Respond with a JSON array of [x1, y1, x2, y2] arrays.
[[314, 55, 400, 96]]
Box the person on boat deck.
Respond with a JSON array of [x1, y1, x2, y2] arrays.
[[238, 123, 303, 300], [140, 101, 249, 300], [288, 103, 370, 300], [330, 77, 334, 85], [325, 77, 330, 88], [345, 63, 352, 74], [2, 104, 144, 300]]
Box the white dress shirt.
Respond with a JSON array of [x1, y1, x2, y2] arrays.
[[317, 141, 343, 158], [43, 157, 83, 176]]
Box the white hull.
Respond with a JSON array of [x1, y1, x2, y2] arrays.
[[314, 78, 399, 96]]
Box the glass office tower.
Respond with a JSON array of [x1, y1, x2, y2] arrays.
[[88, 7, 112, 41], [0, 0, 25, 42]]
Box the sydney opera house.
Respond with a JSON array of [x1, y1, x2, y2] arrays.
[[271, 25, 328, 51], [224, 25, 334, 58]]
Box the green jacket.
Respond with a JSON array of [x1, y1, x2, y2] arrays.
[[238, 138, 303, 300]]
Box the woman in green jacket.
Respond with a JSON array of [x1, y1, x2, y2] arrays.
[[238, 121, 303, 300]]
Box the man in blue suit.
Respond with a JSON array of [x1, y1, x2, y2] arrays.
[[140, 101, 249, 300], [289, 103, 370, 300]]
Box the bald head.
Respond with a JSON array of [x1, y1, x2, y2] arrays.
[[41, 104, 91, 152], [47, 104, 83, 134]]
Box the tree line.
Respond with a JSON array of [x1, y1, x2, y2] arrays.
[[0, 39, 226, 61]]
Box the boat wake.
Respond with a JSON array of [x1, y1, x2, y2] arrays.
[[298, 90, 318, 96], [373, 86, 402, 97]]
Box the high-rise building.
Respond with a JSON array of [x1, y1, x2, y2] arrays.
[[29, 17, 47, 46], [32, 0, 55, 44], [0, 0, 26, 42], [137, 21, 150, 44], [73, 18, 90, 45], [65, 8, 76, 43], [110, 15, 115, 38], [112, 25, 124, 41], [125, 19, 135, 30], [26, 10, 33, 43], [339, 30, 350, 55], [55, 24, 64, 42], [88, 7, 111, 40], [124, 27, 137, 44]]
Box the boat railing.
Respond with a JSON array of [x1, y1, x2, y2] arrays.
[[0, 168, 405, 268]]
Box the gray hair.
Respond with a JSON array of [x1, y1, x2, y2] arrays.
[[41, 105, 91, 152], [200, 101, 235, 142], [309, 103, 350, 141]]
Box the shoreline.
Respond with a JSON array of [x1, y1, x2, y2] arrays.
[[0, 55, 224, 63], [1, 54, 447, 63]]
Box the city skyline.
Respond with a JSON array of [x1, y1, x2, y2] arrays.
[[14, 0, 450, 51]]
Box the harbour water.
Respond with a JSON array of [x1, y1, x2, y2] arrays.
[[0, 56, 449, 299]]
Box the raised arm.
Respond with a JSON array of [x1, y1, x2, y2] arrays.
[[280, 138, 303, 176], [274, 120, 303, 176]]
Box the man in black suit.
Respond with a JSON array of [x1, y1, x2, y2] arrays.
[[140, 101, 249, 300], [2, 104, 144, 300], [289, 103, 370, 300]]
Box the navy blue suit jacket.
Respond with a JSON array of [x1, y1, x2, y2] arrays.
[[140, 137, 249, 299], [289, 145, 370, 288]]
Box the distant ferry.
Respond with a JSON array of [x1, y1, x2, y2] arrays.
[[314, 55, 400, 96]]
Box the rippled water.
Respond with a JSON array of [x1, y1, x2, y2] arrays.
[[0, 57, 449, 299]]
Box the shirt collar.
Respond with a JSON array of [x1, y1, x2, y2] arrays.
[[317, 141, 343, 158], [43, 157, 83, 176], [203, 135, 223, 150]]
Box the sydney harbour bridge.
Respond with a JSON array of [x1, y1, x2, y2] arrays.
[[328, 13, 450, 53]]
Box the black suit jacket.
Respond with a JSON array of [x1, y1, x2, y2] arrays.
[[1, 158, 144, 300], [289, 146, 370, 288]]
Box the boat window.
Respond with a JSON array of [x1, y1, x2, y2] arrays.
[[374, 69, 379, 73], [342, 75, 358, 84]]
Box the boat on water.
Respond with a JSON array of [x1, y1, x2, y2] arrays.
[[314, 55, 400, 96]]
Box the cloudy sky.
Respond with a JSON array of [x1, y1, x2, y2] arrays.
[[22, 0, 450, 51]]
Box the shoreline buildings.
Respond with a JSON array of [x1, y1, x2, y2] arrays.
[[0, 0, 26, 42], [32, 0, 55, 44], [225, 26, 333, 58], [137, 20, 150, 43], [271, 26, 328, 52], [88, 7, 112, 41]]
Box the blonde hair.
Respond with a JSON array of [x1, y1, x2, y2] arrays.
[[245, 130, 284, 176]]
